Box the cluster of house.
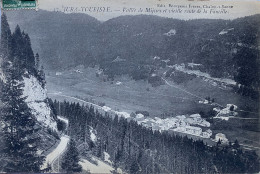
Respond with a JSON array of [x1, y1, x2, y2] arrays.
[[214, 104, 238, 121], [134, 113, 212, 138]]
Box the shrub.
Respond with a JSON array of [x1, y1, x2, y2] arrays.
[[47, 128, 60, 140], [57, 119, 67, 132]]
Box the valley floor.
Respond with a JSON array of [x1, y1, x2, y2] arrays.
[[46, 66, 260, 155]]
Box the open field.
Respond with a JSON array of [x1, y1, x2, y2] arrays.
[[46, 69, 203, 116], [46, 66, 259, 153], [46, 67, 257, 115]]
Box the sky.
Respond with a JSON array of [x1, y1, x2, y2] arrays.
[[39, 0, 260, 21]]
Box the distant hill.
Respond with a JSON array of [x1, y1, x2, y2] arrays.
[[6, 11, 260, 81], [6, 10, 101, 69]]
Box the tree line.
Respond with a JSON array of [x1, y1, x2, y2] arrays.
[[53, 100, 260, 174], [0, 14, 47, 172]]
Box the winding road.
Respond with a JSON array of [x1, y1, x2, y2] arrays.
[[41, 135, 70, 172]]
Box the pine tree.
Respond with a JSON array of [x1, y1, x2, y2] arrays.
[[61, 139, 82, 173], [1, 62, 44, 172], [39, 65, 46, 87], [233, 140, 240, 149], [35, 53, 40, 70], [0, 14, 44, 173], [23, 33, 35, 70], [95, 138, 102, 158], [11, 26, 25, 69], [1, 13, 12, 60], [234, 47, 260, 98], [1, 13, 12, 80], [129, 158, 139, 174]]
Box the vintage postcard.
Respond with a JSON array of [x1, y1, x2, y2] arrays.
[[0, 0, 260, 173]]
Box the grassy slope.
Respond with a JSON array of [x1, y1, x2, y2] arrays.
[[46, 67, 260, 154], [46, 67, 214, 116]]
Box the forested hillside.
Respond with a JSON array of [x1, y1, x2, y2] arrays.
[[53, 100, 260, 174], [0, 14, 59, 172]]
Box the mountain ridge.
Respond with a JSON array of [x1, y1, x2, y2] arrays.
[[5, 11, 260, 83]]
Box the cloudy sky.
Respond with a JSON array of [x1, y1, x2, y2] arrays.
[[39, 0, 260, 21]]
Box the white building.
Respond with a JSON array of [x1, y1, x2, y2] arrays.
[[215, 133, 229, 144], [55, 72, 62, 76]]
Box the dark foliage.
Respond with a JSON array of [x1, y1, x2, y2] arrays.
[[53, 100, 260, 174], [47, 128, 60, 140], [61, 139, 82, 173], [0, 13, 44, 172], [57, 119, 67, 132]]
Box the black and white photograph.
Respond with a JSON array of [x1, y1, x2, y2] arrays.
[[0, 0, 260, 173]]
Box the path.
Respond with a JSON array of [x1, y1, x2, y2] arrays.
[[48, 92, 103, 109], [48, 92, 119, 116], [41, 135, 70, 171], [240, 143, 260, 150]]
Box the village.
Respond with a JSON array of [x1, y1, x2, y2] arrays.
[[134, 113, 212, 138]]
